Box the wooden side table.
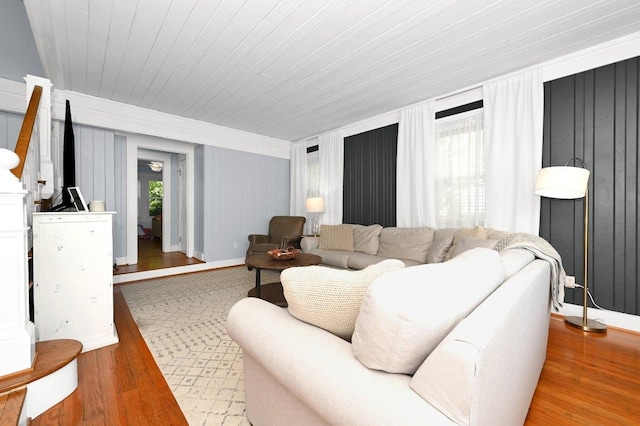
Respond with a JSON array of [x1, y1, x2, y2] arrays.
[[245, 253, 322, 307]]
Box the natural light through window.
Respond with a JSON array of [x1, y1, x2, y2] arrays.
[[149, 180, 163, 216], [435, 110, 485, 228]]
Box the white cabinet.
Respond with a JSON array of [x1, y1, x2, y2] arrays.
[[32, 212, 118, 352]]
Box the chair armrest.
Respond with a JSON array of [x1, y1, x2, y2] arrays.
[[248, 234, 270, 245]]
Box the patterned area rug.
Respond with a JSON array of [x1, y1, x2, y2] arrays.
[[120, 266, 280, 426]]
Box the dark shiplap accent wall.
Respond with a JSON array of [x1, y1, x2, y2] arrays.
[[541, 56, 639, 316], [343, 123, 398, 227]]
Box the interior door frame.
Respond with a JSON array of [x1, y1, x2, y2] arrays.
[[138, 149, 172, 253], [126, 134, 194, 265]]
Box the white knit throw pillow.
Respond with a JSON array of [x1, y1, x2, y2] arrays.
[[281, 259, 405, 340]]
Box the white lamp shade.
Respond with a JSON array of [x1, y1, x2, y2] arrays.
[[306, 197, 325, 213], [535, 166, 590, 199]]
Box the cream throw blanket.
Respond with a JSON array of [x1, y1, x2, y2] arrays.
[[495, 233, 566, 310]]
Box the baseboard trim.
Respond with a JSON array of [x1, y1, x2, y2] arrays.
[[112, 259, 246, 284]]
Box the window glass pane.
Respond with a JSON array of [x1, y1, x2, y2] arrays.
[[307, 149, 320, 198], [149, 180, 163, 216], [435, 110, 484, 228]]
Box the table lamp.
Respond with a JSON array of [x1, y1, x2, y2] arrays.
[[306, 197, 324, 236]]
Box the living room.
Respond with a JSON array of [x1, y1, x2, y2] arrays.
[[1, 0, 640, 424]]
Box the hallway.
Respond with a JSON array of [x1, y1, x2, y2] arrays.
[[113, 237, 203, 275]]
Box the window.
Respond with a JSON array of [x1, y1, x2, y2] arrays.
[[306, 145, 320, 198], [435, 109, 484, 227], [149, 180, 163, 216]]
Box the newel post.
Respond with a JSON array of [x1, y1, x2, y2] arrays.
[[0, 148, 36, 376]]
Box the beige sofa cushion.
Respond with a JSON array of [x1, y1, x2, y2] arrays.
[[377, 227, 434, 263], [281, 259, 405, 340], [319, 224, 354, 251], [352, 224, 383, 255], [351, 248, 505, 374]]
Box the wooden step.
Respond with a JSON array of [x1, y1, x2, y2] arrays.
[[0, 388, 27, 426], [0, 340, 82, 395]]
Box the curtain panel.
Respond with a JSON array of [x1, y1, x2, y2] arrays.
[[483, 68, 543, 234], [289, 141, 308, 220], [396, 101, 437, 227], [318, 130, 344, 225]]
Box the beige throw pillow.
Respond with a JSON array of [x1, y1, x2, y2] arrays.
[[426, 228, 456, 263], [352, 224, 383, 255], [281, 259, 405, 340], [319, 224, 354, 251], [444, 226, 488, 261]]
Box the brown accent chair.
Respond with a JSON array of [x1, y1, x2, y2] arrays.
[[246, 216, 306, 261]]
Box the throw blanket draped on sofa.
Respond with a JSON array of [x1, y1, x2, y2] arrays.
[[495, 232, 566, 310]]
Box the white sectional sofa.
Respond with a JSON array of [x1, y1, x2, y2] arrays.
[[227, 247, 553, 425]]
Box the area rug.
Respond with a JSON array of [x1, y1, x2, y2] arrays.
[[119, 266, 280, 426]]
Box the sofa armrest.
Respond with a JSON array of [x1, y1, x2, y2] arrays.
[[410, 260, 551, 426], [300, 236, 319, 252], [227, 298, 450, 425]]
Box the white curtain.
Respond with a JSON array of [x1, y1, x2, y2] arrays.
[[318, 130, 344, 225], [483, 68, 543, 234], [435, 110, 485, 228], [289, 141, 307, 218], [396, 100, 437, 227]]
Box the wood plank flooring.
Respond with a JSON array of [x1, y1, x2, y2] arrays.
[[113, 238, 203, 275], [527, 316, 640, 424], [31, 287, 188, 426]]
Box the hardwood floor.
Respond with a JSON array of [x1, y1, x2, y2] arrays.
[[527, 316, 640, 424], [30, 292, 640, 425], [113, 237, 204, 275], [31, 287, 188, 426]]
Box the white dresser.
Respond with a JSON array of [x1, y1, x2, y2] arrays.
[[32, 212, 118, 352]]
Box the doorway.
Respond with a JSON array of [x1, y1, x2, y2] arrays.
[[126, 135, 195, 266]]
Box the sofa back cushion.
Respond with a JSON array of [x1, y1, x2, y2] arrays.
[[352, 224, 383, 255], [281, 259, 405, 340], [377, 227, 434, 263], [351, 248, 505, 375], [319, 224, 354, 251]]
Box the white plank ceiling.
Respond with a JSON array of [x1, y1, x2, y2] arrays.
[[23, 0, 640, 142]]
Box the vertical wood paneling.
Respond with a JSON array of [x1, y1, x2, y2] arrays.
[[542, 56, 640, 315], [0, 111, 23, 150], [113, 134, 127, 259], [343, 124, 398, 227], [202, 146, 289, 262], [71, 123, 124, 260]]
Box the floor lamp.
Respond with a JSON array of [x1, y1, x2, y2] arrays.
[[535, 159, 606, 333]]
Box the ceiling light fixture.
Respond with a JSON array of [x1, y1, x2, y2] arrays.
[[148, 161, 163, 172]]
